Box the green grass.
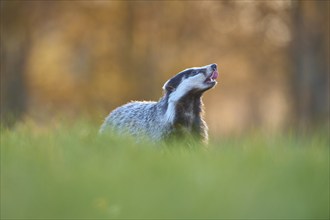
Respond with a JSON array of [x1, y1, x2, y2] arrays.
[[1, 121, 329, 219]]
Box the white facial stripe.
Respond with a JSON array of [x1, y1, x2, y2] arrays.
[[164, 101, 176, 123], [168, 75, 205, 102]]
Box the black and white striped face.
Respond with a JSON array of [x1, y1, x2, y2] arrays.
[[163, 63, 219, 99]]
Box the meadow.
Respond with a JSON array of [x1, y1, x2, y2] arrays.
[[1, 121, 329, 219]]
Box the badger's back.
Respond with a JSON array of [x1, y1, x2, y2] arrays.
[[100, 101, 169, 141]]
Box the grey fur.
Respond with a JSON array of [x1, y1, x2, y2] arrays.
[[99, 99, 171, 141], [100, 63, 218, 143]]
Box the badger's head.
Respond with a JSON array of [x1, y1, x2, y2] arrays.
[[163, 63, 219, 101]]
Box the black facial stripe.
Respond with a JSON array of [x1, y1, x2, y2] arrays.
[[196, 69, 207, 74], [164, 69, 191, 92]]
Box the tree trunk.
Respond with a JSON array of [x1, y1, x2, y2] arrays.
[[0, 2, 30, 127], [290, 0, 329, 129]]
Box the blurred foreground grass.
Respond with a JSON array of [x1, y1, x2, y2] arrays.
[[1, 121, 329, 219]]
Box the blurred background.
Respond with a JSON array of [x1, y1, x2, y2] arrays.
[[1, 0, 329, 136]]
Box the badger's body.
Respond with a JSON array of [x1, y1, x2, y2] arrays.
[[100, 63, 219, 143]]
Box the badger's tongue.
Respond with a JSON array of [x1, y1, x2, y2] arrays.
[[211, 71, 219, 80]]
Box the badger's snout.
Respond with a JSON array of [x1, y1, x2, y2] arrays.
[[204, 63, 219, 85], [211, 64, 217, 71]]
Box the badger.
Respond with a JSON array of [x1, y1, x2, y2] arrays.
[[100, 63, 219, 144]]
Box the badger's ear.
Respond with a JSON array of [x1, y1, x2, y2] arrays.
[[162, 80, 175, 93]]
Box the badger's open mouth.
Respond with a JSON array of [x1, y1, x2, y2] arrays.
[[205, 70, 219, 84]]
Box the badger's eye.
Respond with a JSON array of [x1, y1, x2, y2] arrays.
[[191, 70, 199, 76]]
